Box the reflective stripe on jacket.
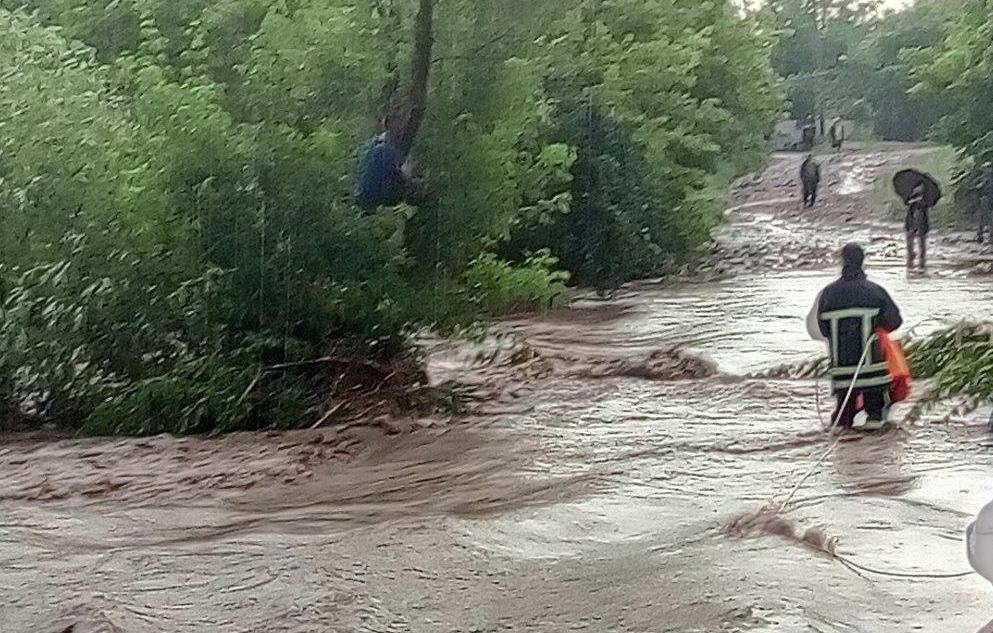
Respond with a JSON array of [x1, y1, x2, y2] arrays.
[[815, 268, 903, 391]]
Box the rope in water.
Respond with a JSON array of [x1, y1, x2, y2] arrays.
[[775, 335, 976, 581], [778, 335, 877, 512], [835, 554, 974, 580]]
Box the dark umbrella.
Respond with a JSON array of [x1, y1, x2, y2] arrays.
[[893, 169, 942, 207]]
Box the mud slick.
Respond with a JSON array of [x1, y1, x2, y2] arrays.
[[3, 146, 993, 633]]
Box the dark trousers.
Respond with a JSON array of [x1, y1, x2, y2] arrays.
[[833, 387, 888, 428], [803, 183, 818, 207]]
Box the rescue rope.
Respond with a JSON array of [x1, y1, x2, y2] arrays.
[[833, 555, 974, 580], [773, 336, 977, 581], [779, 334, 877, 511]]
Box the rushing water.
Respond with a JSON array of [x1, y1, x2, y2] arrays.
[[3, 148, 993, 633]]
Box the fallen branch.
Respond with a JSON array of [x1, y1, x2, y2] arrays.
[[266, 356, 387, 374], [310, 401, 347, 429]]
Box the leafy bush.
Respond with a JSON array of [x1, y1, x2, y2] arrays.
[[908, 323, 993, 402], [462, 251, 570, 316], [504, 0, 779, 288], [0, 1, 782, 435]]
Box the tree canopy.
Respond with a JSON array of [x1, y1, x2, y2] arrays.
[[755, 0, 953, 141]]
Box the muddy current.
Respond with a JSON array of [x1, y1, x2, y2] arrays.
[[3, 148, 993, 633]]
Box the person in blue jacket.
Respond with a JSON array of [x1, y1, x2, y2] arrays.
[[356, 109, 411, 211]]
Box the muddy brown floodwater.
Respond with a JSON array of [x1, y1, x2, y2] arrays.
[[4, 147, 993, 633]]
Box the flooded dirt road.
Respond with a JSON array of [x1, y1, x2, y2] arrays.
[[4, 147, 993, 632]]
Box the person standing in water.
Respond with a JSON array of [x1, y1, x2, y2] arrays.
[[806, 244, 903, 432], [800, 154, 821, 208], [906, 183, 931, 269]]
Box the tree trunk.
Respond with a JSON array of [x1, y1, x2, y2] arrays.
[[398, 0, 435, 158], [374, 0, 403, 126]]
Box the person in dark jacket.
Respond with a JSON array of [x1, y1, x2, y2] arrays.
[[801, 114, 816, 151], [355, 110, 410, 211], [806, 243, 903, 431], [354, 109, 430, 260], [829, 118, 845, 150], [800, 154, 821, 208], [906, 183, 931, 269]]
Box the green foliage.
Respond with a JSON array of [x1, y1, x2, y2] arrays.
[[0, 0, 781, 435], [506, 0, 780, 288], [756, 0, 952, 141], [903, 0, 993, 220], [913, 0, 993, 161], [908, 323, 993, 403], [462, 251, 570, 316]]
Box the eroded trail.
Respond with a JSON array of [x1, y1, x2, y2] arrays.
[[4, 146, 993, 633]]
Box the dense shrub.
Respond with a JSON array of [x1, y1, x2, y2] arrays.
[[0, 1, 780, 434]]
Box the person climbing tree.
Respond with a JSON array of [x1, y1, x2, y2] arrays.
[[355, 109, 411, 211], [357, 0, 434, 208], [354, 0, 435, 257]]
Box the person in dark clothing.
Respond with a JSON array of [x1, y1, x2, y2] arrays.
[[800, 154, 821, 208], [355, 110, 411, 211], [801, 114, 816, 151], [905, 183, 931, 269], [975, 162, 993, 244], [806, 244, 903, 431], [354, 110, 430, 261], [829, 118, 845, 150]]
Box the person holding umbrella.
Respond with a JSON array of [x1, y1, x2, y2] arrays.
[[906, 183, 930, 269], [893, 169, 942, 270]]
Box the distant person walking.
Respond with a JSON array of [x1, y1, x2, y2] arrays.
[[800, 154, 821, 208], [801, 114, 816, 151], [829, 118, 845, 150], [974, 162, 993, 244], [906, 183, 931, 269], [893, 169, 941, 271]]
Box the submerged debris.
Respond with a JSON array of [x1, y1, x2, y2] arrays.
[[723, 504, 838, 559]]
